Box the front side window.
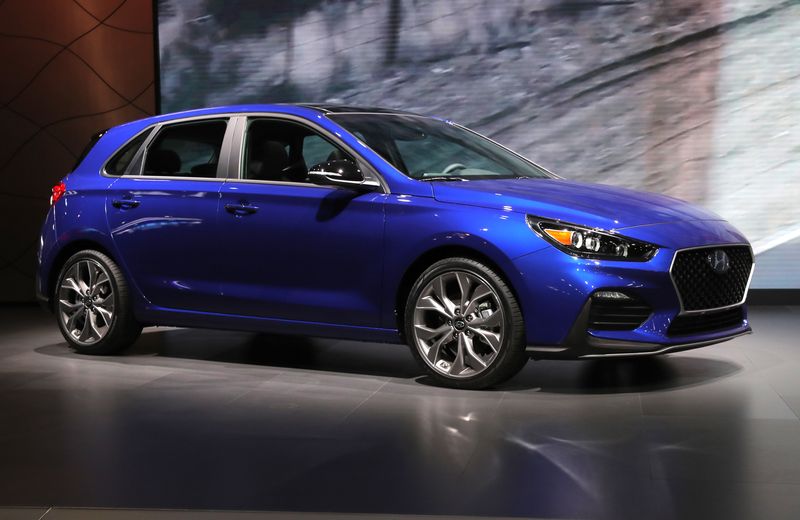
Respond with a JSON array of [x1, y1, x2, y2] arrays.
[[143, 119, 227, 178], [105, 129, 151, 176], [329, 114, 551, 180], [243, 119, 356, 183]]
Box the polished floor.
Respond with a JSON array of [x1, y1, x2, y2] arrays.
[[1, 305, 800, 520]]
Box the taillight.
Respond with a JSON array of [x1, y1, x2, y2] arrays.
[[50, 181, 66, 205]]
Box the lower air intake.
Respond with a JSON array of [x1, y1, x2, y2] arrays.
[[588, 294, 652, 331], [668, 306, 745, 336]]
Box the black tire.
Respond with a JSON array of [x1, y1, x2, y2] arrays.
[[54, 249, 142, 355], [404, 257, 527, 389]]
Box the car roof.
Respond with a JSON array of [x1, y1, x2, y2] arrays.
[[292, 103, 421, 115], [106, 104, 431, 139], [121, 103, 423, 129]]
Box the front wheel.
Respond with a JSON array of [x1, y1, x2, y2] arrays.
[[55, 250, 142, 355], [405, 258, 528, 389]]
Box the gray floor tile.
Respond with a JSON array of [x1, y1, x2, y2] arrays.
[[42, 509, 543, 520], [645, 416, 800, 484], [644, 479, 800, 520], [0, 508, 50, 520], [640, 375, 797, 419]]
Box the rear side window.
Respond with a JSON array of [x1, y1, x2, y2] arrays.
[[143, 120, 228, 178], [105, 129, 152, 176]]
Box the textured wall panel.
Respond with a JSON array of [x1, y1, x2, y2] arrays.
[[159, 0, 799, 288], [0, 0, 156, 302]]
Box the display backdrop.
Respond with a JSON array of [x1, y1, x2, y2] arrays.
[[0, 0, 156, 302], [163, 0, 792, 289]]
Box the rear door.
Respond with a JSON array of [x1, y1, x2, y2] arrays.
[[106, 116, 234, 311]]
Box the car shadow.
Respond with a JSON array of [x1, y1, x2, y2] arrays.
[[35, 327, 742, 394], [315, 189, 362, 221], [498, 355, 743, 394], [37, 327, 422, 380]]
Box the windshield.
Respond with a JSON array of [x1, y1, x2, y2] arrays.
[[328, 114, 552, 180]]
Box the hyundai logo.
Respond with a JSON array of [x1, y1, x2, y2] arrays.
[[707, 249, 731, 275]]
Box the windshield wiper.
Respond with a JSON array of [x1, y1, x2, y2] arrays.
[[419, 176, 467, 182]]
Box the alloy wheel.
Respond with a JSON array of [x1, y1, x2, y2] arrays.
[[412, 270, 504, 378], [58, 259, 115, 345]]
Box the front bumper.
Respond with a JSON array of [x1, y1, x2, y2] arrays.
[[525, 299, 751, 359], [511, 219, 753, 359]]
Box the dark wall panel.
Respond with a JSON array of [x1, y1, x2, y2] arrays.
[[0, 0, 156, 302]]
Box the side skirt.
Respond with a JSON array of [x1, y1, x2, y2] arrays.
[[136, 306, 404, 344]]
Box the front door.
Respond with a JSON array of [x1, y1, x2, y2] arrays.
[[216, 117, 386, 327]]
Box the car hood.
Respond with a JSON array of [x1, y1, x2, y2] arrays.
[[431, 178, 723, 230]]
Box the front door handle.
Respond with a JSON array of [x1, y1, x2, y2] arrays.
[[225, 203, 258, 216], [112, 199, 140, 209]]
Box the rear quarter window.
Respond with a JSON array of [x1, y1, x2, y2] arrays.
[[105, 129, 153, 176]]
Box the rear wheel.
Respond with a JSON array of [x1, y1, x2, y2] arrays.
[[55, 250, 141, 355], [405, 257, 527, 389]]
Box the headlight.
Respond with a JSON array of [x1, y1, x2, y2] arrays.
[[528, 216, 657, 261]]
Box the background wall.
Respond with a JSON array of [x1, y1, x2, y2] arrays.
[[0, 0, 156, 302], [159, 0, 800, 289]]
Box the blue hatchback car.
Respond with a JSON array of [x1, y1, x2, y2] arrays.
[[37, 104, 754, 388]]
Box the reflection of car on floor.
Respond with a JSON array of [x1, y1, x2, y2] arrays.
[[37, 104, 754, 389]]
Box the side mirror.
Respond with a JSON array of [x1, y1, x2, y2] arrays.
[[308, 160, 379, 189]]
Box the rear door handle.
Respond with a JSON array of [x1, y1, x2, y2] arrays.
[[225, 203, 258, 216], [112, 199, 140, 209]]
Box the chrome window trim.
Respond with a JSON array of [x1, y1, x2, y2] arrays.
[[219, 177, 343, 190], [668, 243, 755, 315], [215, 114, 238, 179], [225, 115, 246, 179], [109, 175, 229, 183], [226, 112, 388, 193]]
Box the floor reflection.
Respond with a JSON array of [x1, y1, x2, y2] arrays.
[[516, 356, 743, 394]]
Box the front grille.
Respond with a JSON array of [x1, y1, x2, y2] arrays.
[[671, 245, 753, 312], [668, 306, 745, 336], [588, 297, 652, 331]]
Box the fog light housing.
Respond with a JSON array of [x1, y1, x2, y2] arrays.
[[588, 291, 651, 330]]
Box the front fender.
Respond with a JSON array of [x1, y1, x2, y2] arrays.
[[381, 196, 547, 328]]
